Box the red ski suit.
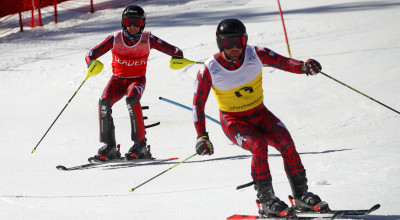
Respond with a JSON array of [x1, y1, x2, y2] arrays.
[[193, 45, 307, 182], [86, 30, 183, 106], [86, 30, 183, 143]]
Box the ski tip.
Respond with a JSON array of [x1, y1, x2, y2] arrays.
[[370, 204, 381, 212], [372, 204, 381, 209], [56, 165, 68, 171]]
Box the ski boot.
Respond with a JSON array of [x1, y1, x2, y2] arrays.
[[96, 98, 120, 161], [288, 171, 330, 213], [125, 139, 152, 160], [94, 144, 121, 161], [255, 179, 296, 218]]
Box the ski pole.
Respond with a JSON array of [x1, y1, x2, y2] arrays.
[[170, 58, 270, 70], [159, 97, 220, 125], [276, 0, 292, 57], [170, 58, 204, 70], [170, 59, 400, 115], [320, 72, 400, 115], [129, 153, 197, 192], [32, 60, 104, 153]]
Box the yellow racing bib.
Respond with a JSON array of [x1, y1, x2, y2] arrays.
[[212, 71, 263, 112], [206, 45, 264, 112]]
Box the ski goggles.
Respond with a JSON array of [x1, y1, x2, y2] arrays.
[[221, 36, 246, 49], [123, 17, 144, 27]]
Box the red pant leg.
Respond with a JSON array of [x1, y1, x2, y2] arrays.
[[220, 107, 271, 181], [101, 75, 126, 106], [257, 107, 304, 176], [126, 76, 146, 142], [220, 104, 305, 182]]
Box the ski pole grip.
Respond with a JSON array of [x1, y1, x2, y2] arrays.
[[170, 58, 201, 70], [86, 60, 104, 80]]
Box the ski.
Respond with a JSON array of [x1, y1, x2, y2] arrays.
[[227, 204, 380, 220], [227, 215, 315, 220], [87, 156, 163, 164], [330, 203, 381, 219], [56, 157, 178, 171]]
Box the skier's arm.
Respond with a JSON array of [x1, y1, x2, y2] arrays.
[[149, 34, 183, 58], [85, 35, 114, 65], [193, 65, 212, 138], [255, 46, 305, 74]]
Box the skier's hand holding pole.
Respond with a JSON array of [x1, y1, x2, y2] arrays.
[[195, 134, 214, 156]]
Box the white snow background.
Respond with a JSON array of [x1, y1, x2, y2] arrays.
[[1, 0, 399, 219]]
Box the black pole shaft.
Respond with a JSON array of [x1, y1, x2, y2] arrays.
[[32, 80, 87, 153], [320, 72, 400, 115]]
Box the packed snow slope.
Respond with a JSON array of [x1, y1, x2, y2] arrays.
[[1, 0, 400, 219]]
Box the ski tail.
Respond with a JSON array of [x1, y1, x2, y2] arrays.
[[227, 214, 259, 219]]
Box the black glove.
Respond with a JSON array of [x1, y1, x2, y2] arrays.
[[172, 55, 183, 59], [302, 59, 322, 75], [172, 49, 184, 59], [195, 135, 214, 155]]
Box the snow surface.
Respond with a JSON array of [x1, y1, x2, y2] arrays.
[[1, 0, 400, 219]]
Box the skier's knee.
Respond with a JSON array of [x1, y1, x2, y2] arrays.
[[99, 98, 111, 107], [126, 96, 140, 104], [99, 98, 112, 115], [251, 145, 268, 156]]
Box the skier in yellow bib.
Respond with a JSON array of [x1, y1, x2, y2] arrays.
[[192, 19, 329, 217]]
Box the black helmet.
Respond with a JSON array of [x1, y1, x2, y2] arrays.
[[121, 5, 146, 32], [216, 18, 248, 51]]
